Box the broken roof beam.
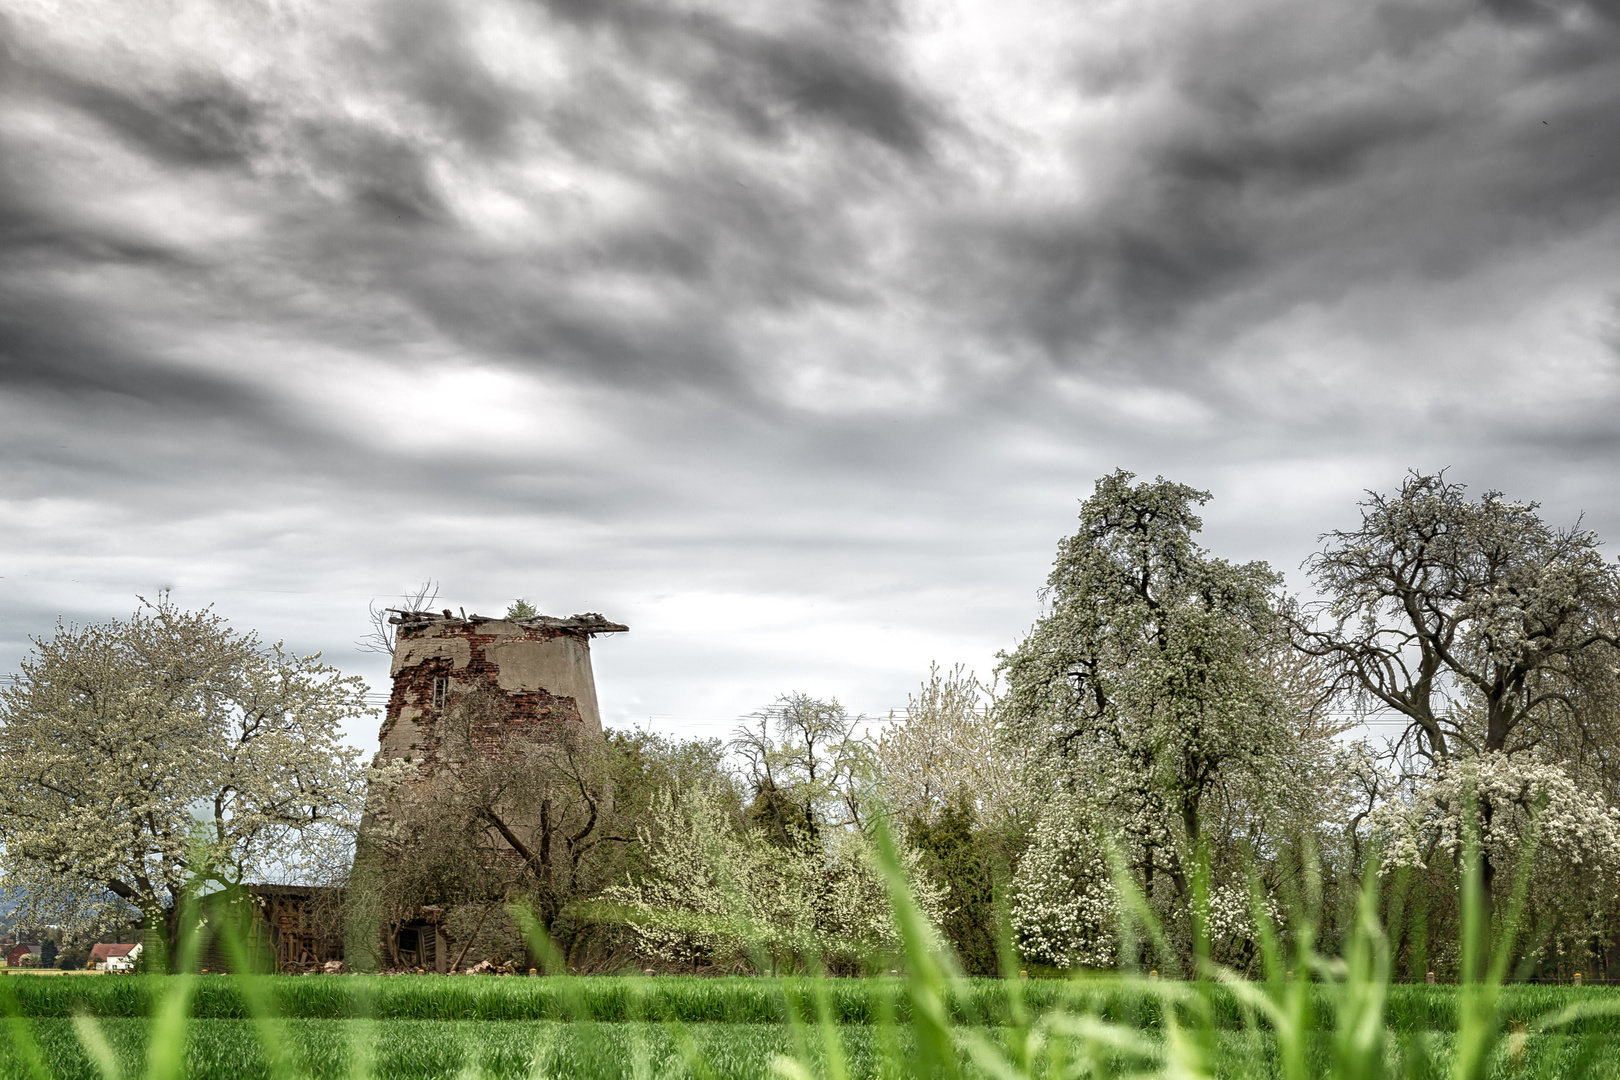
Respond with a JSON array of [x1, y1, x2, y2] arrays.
[[386, 610, 628, 635]]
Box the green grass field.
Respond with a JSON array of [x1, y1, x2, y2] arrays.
[[2, 1016, 1618, 1080], [4, 975, 1620, 1080], [4, 973, 1619, 1029]]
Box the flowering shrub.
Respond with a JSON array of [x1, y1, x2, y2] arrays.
[[1372, 752, 1620, 967], [875, 663, 1031, 829], [1373, 753, 1620, 874], [1010, 796, 1116, 968], [606, 785, 944, 972]]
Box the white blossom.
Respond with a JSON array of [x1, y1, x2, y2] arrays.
[[874, 663, 1031, 829], [0, 597, 374, 937], [606, 784, 944, 971], [1371, 753, 1620, 880], [1009, 795, 1116, 968]]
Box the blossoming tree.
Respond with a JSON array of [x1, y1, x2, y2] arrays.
[[875, 663, 1030, 831], [0, 597, 373, 963], [999, 471, 1341, 968], [1298, 471, 1620, 765], [1370, 752, 1620, 973], [874, 664, 1036, 972], [1297, 471, 1620, 906]]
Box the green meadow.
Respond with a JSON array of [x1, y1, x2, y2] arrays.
[[0, 973, 1616, 1029], [5, 974, 1620, 1080]]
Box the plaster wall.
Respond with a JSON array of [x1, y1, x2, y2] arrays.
[[376, 618, 607, 770], [390, 635, 471, 676], [488, 638, 601, 729]]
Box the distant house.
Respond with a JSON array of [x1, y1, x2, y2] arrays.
[[4, 943, 41, 967], [88, 943, 142, 971]]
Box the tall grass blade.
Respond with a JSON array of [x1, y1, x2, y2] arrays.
[[71, 1012, 123, 1080], [0, 973, 52, 1080], [872, 815, 959, 1080], [217, 887, 298, 1080], [145, 889, 208, 1080]]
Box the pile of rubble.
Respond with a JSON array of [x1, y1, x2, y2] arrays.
[[461, 959, 519, 975]]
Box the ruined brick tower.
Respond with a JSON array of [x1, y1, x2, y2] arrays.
[[349, 609, 628, 971], [377, 609, 628, 770]]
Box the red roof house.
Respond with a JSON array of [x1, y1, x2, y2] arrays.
[[88, 943, 142, 970], [4, 943, 41, 967]]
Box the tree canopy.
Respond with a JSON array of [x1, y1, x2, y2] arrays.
[[998, 471, 1345, 968], [8, 468, 1620, 981], [0, 597, 374, 957], [999, 471, 1299, 865], [1297, 471, 1620, 764]]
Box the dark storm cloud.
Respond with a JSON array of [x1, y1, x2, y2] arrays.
[[376, 0, 519, 152], [365, 166, 889, 391], [0, 0, 947, 408], [922, 0, 1620, 376], [305, 121, 455, 226], [529, 0, 938, 156], [380, 0, 947, 389], [0, 180, 178, 268], [242, 0, 1620, 416], [0, 295, 250, 412], [5, 0, 1620, 734], [6, 0, 1620, 417], [1482, 0, 1620, 26], [0, 25, 266, 169], [54, 74, 265, 169]]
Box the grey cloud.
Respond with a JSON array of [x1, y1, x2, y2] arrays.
[[1480, 0, 1620, 26], [303, 121, 454, 226], [0, 30, 265, 171], [6, 0, 1619, 418], [919, 204, 1258, 366], [365, 164, 887, 390], [529, 0, 938, 157], [0, 186, 180, 268], [6, 0, 1620, 737], [376, 0, 518, 152], [406, 270, 747, 386], [918, 0, 1620, 377], [681, 18, 935, 155], [0, 0, 941, 400], [0, 307, 395, 514], [58, 74, 265, 169], [0, 299, 247, 413]]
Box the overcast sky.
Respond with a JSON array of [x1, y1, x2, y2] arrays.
[[3, 0, 1619, 748]]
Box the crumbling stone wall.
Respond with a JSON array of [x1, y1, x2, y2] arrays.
[[352, 609, 627, 972], [377, 611, 626, 772]]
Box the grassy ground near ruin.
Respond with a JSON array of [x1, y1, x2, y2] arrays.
[[3, 973, 1619, 1028], [5, 975, 1620, 1079], [6, 1013, 1620, 1080]]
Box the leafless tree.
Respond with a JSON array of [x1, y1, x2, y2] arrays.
[[1294, 472, 1620, 767], [729, 694, 870, 844], [357, 581, 439, 654], [408, 692, 634, 954]]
